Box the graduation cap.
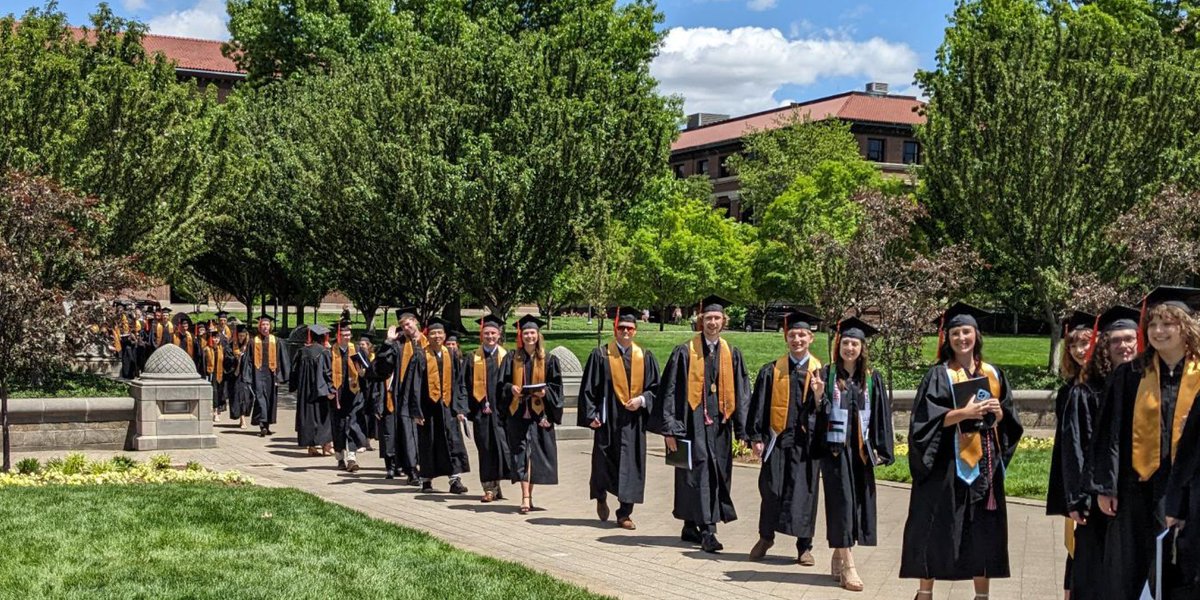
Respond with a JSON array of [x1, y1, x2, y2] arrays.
[[698, 294, 732, 313], [171, 312, 192, 327], [395, 306, 419, 321], [607, 306, 640, 325], [425, 316, 452, 332], [1143, 286, 1200, 314], [161, 307, 174, 314], [936, 302, 990, 330], [475, 314, 504, 331], [445, 331, 465, 343], [834, 316, 878, 340], [515, 315, 546, 331], [307, 323, 330, 337], [235, 323, 248, 334], [357, 332, 375, 343], [1098, 305, 1140, 333], [256, 314, 274, 323]]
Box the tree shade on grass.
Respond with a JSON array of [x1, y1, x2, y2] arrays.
[[0, 484, 611, 600]]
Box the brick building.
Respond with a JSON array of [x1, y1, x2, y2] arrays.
[[141, 33, 245, 99], [670, 82, 926, 221]]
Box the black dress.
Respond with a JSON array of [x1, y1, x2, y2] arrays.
[[1047, 379, 1105, 599], [500, 351, 563, 485], [290, 344, 333, 448]]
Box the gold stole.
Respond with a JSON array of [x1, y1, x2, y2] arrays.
[[331, 346, 361, 394], [1132, 359, 1200, 480], [174, 332, 194, 358], [687, 336, 735, 420], [204, 344, 224, 383], [948, 362, 1002, 469], [510, 352, 547, 416], [112, 328, 122, 352], [608, 342, 645, 406], [473, 347, 507, 401], [253, 335, 278, 372], [427, 348, 454, 406], [154, 322, 170, 345], [769, 355, 821, 435]]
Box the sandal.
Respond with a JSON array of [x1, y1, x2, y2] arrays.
[[831, 552, 843, 581], [838, 556, 864, 592], [913, 592, 932, 600], [520, 495, 532, 514], [481, 491, 495, 503]]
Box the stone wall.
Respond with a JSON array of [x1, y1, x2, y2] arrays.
[[7, 397, 136, 450], [889, 389, 1058, 436]]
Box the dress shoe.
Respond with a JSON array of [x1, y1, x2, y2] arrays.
[[700, 532, 724, 553], [336, 459, 346, 470], [749, 537, 774, 561], [449, 480, 468, 494], [680, 525, 703, 544], [405, 474, 419, 486], [420, 481, 434, 493], [617, 517, 637, 530], [596, 501, 611, 522], [798, 550, 816, 566], [385, 468, 395, 479]]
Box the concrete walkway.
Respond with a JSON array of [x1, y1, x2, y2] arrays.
[[18, 409, 1064, 600]]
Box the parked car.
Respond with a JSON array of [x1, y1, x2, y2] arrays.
[[742, 303, 813, 332]]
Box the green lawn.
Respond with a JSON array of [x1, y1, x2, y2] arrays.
[[10, 370, 128, 398], [875, 447, 1051, 501], [0, 484, 610, 600]]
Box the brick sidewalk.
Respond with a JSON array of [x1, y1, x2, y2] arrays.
[[18, 409, 1064, 600]]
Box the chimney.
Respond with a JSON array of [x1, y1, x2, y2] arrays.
[[686, 113, 731, 129], [865, 82, 889, 95]]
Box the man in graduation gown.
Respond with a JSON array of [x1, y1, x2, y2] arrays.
[[747, 309, 826, 566], [356, 333, 379, 452], [214, 311, 233, 342], [411, 317, 471, 494], [328, 321, 368, 471], [290, 324, 334, 456], [1091, 287, 1200, 600], [370, 308, 426, 484], [461, 315, 512, 502], [578, 306, 660, 530], [241, 314, 290, 437], [148, 308, 174, 350], [202, 322, 236, 422], [652, 295, 751, 553]]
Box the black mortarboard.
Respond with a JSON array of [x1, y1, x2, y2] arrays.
[[357, 332, 374, 343], [782, 309, 821, 331], [1144, 286, 1200, 314], [395, 306, 419, 321], [699, 294, 731, 313], [161, 307, 173, 314], [835, 316, 878, 340], [446, 331, 465, 343], [515, 315, 546, 330], [607, 306, 640, 325], [1098, 305, 1140, 333], [171, 313, 191, 327], [936, 302, 989, 330], [1064, 311, 1097, 334], [235, 324, 247, 333], [215, 311, 229, 318], [256, 314, 274, 323], [308, 323, 330, 337], [476, 315, 504, 330], [425, 316, 451, 331]]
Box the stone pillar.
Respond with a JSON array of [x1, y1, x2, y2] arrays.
[[129, 344, 218, 451]]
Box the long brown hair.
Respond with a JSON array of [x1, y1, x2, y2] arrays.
[[1058, 328, 1094, 383], [937, 325, 985, 366], [518, 330, 546, 361], [1140, 304, 1200, 367], [835, 338, 871, 388]]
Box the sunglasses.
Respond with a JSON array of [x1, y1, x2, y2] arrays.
[[616, 325, 637, 331]]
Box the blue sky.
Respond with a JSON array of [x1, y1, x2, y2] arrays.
[[3, 0, 956, 115]]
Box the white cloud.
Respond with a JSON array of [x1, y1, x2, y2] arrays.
[[122, 0, 147, 10], [147, 0, 229, 40], [747, 0, 777, 11], [651, 26, 919, 116]]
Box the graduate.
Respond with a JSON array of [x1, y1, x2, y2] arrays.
[[1091, 287, 1200, 600], [290, 323, 335, 456], [501, 315, 564, 514], [1046, 311, 1101, 600], [148, 307, 174, 349], [214, 311, 233, 341], [328, 321, 366, 471], [817, 316, 894, 592], [900, 302, 1023, 600], [1165, 386, 1200, 597], [653, 295, 751, 553], [747, 309, 825, 565], [356, 333, 379, 452], [577, 306, 660, 530], [240, 314, 290, 437], [202, 321, 236, 423], [194, 322, 209, 376], [228, 323, 253, 427], [172, 314, 198, 371], [462, 315, 513, 502], [411, 317, 471, 493], [370, 308, 426, 484], [111, 301, 140, 380]]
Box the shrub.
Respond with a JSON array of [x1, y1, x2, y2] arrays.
[[110, 456, 137, 472], [15, 458, 40, 475], [60, 453, 87, 475], [148, 454, 172, 470], [185, 461, 205, 472]]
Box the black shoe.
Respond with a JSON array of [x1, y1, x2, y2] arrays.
[[681, 525, 703, 544], [701, 532, 724, 553], [385, 468, 395, 479], [449, 480, 468, 494], [421, 481, 434, 493], [406, 474, 419, 486], [337, 460, 346, 470]]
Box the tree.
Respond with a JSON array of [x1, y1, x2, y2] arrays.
[[0, 6, 228, 280], [1108, 184, 1200, 288], [0, 172, 139, 471], [917, 0, 1200, 369], [621, 176, 751, 330]]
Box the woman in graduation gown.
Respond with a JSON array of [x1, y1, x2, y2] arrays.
[[817, 317, 894, 593], [462, 315, 513, 502], [501, 315, 564, 514], [1091, 287, 1200, 600], [228, 324, 253, 427], [900, 303, 1023, 600], [1046, 311, 1102, 600], [356, 334, 379, 452], [290, 324, 334, 456]]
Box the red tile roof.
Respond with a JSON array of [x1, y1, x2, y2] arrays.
[[672, 91, 925, 152], [141, 33, 242, 76]]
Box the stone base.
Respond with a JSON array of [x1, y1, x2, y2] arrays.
[[10, 421, 134, 450], [133, 434, 219, 451]]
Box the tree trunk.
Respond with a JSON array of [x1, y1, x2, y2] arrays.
[[760, 301, 768, 331], [358, 305, 378, 334], [2, 379, 9, 473], [294, 302, 305, 325], [659, 306, 667, 332], [596, 313, 604, 347], [281, 303, 289, 331], [442, 295, 463, 332], [1045, 304, 1063, 373]]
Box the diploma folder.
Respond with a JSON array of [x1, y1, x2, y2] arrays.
[[952, 376, 996, 431], [665, 439, 693, 470]]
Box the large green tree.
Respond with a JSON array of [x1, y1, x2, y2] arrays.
[[918, 0, 1200, 366]]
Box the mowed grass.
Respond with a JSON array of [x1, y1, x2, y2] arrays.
[[0, 484, 611, 600], [874, 448, 1052, 500]]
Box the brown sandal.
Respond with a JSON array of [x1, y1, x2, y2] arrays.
[[520, 495, 532, 514], [481, 491, 495, 503]]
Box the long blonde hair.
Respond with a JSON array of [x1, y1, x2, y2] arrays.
[[1141, 304, 1200, 366]]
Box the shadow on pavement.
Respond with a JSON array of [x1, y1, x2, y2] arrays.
[[722, 569, 841, 587]]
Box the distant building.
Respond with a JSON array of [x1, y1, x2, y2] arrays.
[[140, 33, 245, 100], [670, 82, 926, 221]]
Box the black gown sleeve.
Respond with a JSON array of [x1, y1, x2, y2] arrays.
[[316, 349, 334, 398], [993, 367, 1023, 466], [1091, 362, 1135, 497], [909, 366, 951, 483], [544, 356, 564, 425], [1165, 393, 1200, 519], [641, 350, 661, 418], [499, 353, 515, 418], [651, 346, 688, 438], [577, 347, 605, 426], [287, 346, 303, 394], [451, 354, 468, 418], [406, 351, 426, 420], [732, 347, 751, 442], [747, 363, 773, 444], [870, 369, 895, 466], [276, 338, 291, 384], [1060, 383, 1096, 512]]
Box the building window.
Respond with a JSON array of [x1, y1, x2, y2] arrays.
[[697, 159, 709, 177], [672, 163, 686, 178], [866, 138, 886, 162], [718, 156, 732, 178], [903, 141, 920, 164]]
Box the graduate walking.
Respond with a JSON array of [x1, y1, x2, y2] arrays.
[[291, 324, 334, 456], [370, 308, 426, 484], [330, 321, 367, 471], [241, 314, 290, 437], [463, 315, 513, 502], [501, 315, 564, 514], [411, 317, 471, 493]]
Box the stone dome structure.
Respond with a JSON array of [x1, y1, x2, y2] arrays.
[[141, 344, 203, 380], [549, 345, 582, 374]]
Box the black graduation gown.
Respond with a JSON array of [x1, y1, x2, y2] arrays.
[[1091, 359, 1189, 600], [357, 354, 381, 442], [577, 344, 660, 505], [240, 334, 290, 427], [462, 347, 513, 483], [899, 363, 1023, 580], [1047, 380, 1106, 598], [117, 324, 139, 379], [1165, 400, 1200, 593], [370, 338, 422, 470], [330, 345, 367, 453], [747, 355, 821, 541], [206, 341, 236, 412], [817, 367, 894, 548], [652, 339, 750, 526], [411, 348, 471, 479], [228, 345, 253, 419], [290, 344, 333, 447], [500, 351, 563, 485]]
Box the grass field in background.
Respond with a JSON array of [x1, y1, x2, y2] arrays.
[[874, 447, 1052, 501], [0, 484, 610, 600]]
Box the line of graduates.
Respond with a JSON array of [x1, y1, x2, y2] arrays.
[[1048, 286, 1200, 600]]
